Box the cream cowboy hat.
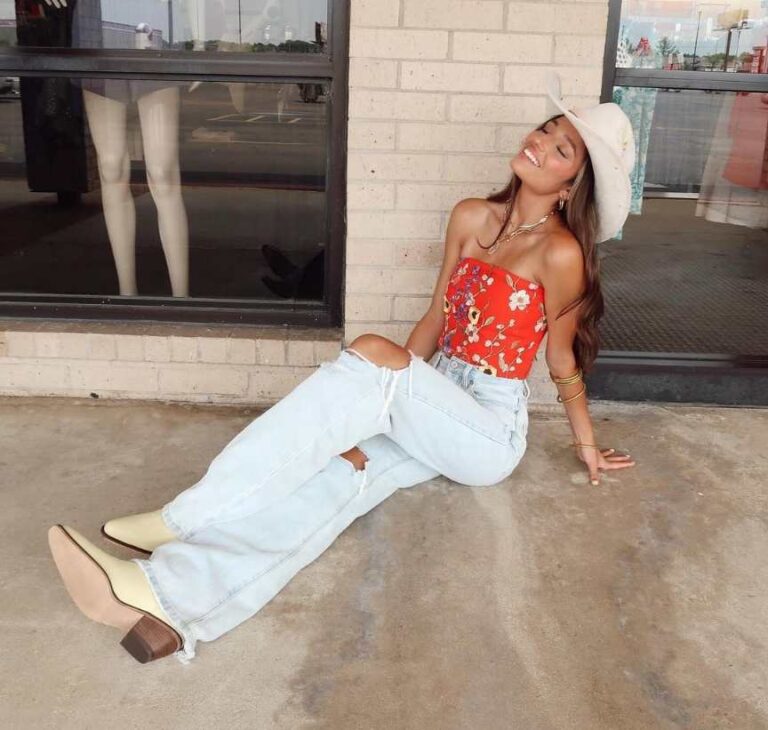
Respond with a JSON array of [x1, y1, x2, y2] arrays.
[[545, 71, 636, 243]]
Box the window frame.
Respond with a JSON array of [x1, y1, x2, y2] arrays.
[[602, 0, 768, 100], [0, 0, 349, 327]]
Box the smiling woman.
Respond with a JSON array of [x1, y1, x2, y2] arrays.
[[45, 72, 639, 666]]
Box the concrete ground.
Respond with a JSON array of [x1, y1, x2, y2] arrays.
[[1, 396, 767, 730]]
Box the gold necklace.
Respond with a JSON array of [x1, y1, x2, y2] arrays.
[[478, 200, 557, 255]]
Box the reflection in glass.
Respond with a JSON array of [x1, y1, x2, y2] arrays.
[[696, 90, 768, 228], [0, 0, 328, 53], [616, 1, 768, 73], [600, 88, 768, 358], [0, 76, 329, 300]]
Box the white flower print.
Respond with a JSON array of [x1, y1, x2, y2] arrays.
[[508, 290, 531, 311]]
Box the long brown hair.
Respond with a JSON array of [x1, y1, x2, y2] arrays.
[[485, 115, 603, 371]]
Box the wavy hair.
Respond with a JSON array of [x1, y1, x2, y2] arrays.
[[485, 114, 603, 371]]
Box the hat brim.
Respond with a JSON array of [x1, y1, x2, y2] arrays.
[[545, 75, 631, 242]]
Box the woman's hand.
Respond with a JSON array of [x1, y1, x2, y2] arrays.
[[575, 444, 635, 486]]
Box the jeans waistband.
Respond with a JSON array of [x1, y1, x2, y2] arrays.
[[433, 350, 531, 401]]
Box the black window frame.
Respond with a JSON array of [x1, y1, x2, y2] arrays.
[[0, 0, 350, 328]]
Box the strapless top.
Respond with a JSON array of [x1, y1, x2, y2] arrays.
[[436, 256, 548, 379]]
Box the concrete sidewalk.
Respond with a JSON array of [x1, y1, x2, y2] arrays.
[[2, 396, 767, 729]]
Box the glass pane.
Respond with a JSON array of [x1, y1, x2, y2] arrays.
[[0, 75, 329, 301], [0, 1, 328, 53], [601, 87, 768, 357], [616, 0, 768, 73]]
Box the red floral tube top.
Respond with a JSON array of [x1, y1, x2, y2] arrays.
[[436, 257, 548, 379]]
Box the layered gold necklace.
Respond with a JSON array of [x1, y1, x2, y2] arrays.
[[478, 198, 557, 255]]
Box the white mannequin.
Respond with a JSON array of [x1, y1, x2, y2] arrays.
[[42, 0, 190, 297], [82, 84, 189, 297]]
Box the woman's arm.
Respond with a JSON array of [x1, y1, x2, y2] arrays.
[[539, 234, 634, 486], [404, 312, 444, 361], [405, 198, 487, 360]]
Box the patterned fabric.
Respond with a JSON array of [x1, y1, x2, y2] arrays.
[[436, 257, 547, 380], [611, 33, 659, 240], [612, 85, 658, 217]]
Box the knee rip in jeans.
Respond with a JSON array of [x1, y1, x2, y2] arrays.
[[344, 346, 422, 422], [340, 446, 369, 472], [338, 446, 370, 496]]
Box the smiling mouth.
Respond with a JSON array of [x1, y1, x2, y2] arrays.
[[522, 147, 541, 167], [523, 147, 541, 167]]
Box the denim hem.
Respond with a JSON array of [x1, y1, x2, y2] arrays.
[[161, 503, 188, 541], [134, 558, 198, 663]]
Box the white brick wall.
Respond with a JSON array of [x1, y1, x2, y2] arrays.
[[346, 0, 610, 404], [0, 1, 609, 407], [0, 327, 340, 406]]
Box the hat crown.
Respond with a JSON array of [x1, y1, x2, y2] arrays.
[[544, 70, 635, 242], [572, 103, 636, 174]]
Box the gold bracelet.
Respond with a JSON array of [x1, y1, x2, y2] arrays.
[[556, 384, 587, 404], [571, 442, 599, 449], [550, 368, 583, 385]]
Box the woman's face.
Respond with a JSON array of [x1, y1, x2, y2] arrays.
[[510, 115, 588, 195]]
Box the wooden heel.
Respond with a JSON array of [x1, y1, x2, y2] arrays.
[[120, 615, 182, 664]]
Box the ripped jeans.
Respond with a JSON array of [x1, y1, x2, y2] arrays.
[[137, 346, 530, 662]]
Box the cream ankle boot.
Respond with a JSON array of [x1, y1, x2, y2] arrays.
[[48, 525, 182, 663], [101, 509, 177, 554]]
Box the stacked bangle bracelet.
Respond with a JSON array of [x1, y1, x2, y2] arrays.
[[549, 368, 583, 385], [557, 385, 587, 404], [550, 368, 587, 404]]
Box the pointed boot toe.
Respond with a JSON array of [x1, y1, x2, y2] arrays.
[[100, 510, 177, 554], [100, 523, 153, 555]]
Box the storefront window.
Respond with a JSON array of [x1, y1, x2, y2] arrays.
[[0, 0, 345, 323], [0, 75, 329, 301], [616, 1, 768, 73], [0, 1, 328, 53], [602, 88, 768, 357], [593, 2, 768, 402]]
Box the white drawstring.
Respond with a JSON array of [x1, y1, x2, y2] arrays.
[[346, 347, 415, 423], [406, 349, 416, 400], [344, 347, 417, 495], [356, 464, 368, 496], [378, 366, 405, 422]]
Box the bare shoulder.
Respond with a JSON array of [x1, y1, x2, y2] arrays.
[[542, 228, 584, 276], [449, 197, 496, 230]]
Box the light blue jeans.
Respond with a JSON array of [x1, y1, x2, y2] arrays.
[[136, 346, 530, 662]]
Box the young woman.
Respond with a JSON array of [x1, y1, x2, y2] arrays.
[[48, 73, 637, 664]]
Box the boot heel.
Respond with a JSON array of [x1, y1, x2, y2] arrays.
[[120, 615, 182, 664]]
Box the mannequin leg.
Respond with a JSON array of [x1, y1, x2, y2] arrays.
[[137, 87, 189, 298], [82, 90, 137, 296]]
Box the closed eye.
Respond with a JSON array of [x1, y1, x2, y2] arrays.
[[542, 122, 568, 158]]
